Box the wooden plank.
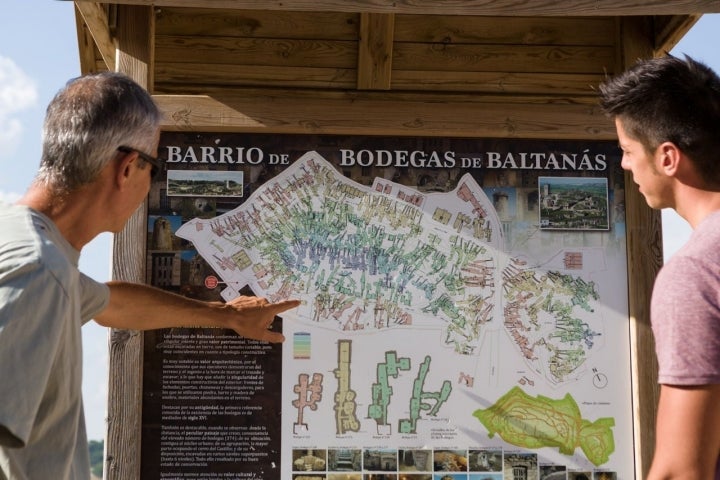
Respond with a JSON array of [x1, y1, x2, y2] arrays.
[[155, 87, 604, 105], [155, 35, 357, 68], [91, 58, 111, 73], [74, 4, 103, 75], [391, 70, 608, 95], [106, 6, 154, 480], [153, 65, 605, 95], [653, 14, 700, 54], [617, 16, 662, 480], [72, 0, 720, 16], [357, 13, 394, 90], [153, 90, 615, 139], [394, 15, 616, 46], [155, 7, 359, 39], [393, 43, 615, 74], [155, 63, 357, 89], [74, 1, 115, 70]]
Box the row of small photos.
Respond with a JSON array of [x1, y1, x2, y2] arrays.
[[291, 448, 617, 479], [290, 472, 616, 480]]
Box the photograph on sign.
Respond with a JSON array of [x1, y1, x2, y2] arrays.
[[539, 176, 610, 231], [166, 169, 245, 198]]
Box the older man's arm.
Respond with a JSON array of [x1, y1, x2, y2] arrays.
[[94, 280, 300, 343]]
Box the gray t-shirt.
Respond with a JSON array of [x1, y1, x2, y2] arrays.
[[0, 204, 110, 479]]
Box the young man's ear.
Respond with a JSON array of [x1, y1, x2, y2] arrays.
[[658, 142, 681, 176]]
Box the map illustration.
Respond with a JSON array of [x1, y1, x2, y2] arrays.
[[473, 386, 615, 466], [174, 150, 631, 475], [177, 152, 602, 384]]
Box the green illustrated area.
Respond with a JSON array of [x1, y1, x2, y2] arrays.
[[473, 386, 615, 466]]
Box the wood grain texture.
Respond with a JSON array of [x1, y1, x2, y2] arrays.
[[390, 70, 605, 95], [357, 13, 394, 90], [73, 5, 700, 101], [74, 1, 115, 70], [393, 43, 615, 74], [75, 5, 103, 75], [653, 14, 700, 54], [153, 89, 615, 139], [155, 7, 359, 39], [155, 63, 357, 89], [155, 35, 357, 68], [393, 15, 616, 45], [618, 16, 663, 480]]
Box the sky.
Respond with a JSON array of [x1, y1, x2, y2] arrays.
[[0, 3, 717, 441]]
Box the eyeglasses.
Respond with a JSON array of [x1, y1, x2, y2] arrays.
[[117, 146, 161, 179]]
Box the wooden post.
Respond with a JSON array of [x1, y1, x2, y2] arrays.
[[618, 16, 664, 480], [105, 5, 154, 480]]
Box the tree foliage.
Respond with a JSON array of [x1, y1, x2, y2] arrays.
[[88, 440, 104, 478]]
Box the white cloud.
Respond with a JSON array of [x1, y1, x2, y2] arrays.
[[0, 190, 21, 204], [0, 55, 38, 157]]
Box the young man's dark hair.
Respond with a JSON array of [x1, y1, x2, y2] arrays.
[[599, 54, 720, 188]]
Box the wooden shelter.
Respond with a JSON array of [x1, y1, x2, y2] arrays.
[[70, 1, 720, 479]]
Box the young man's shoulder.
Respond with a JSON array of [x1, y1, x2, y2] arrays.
[[677, 210, 720, 259]]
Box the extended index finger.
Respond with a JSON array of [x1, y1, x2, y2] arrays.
[[268, 299, 301, 314]]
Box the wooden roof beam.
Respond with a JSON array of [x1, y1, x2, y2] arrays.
[[72, 0, 720, 16], [74, 2, 116, 71], [653, 14, 701, 54], [152, 89, 616, 140]]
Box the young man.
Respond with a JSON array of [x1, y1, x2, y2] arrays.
[[599, 55, 720, 479], [0, 72, 300, 479]]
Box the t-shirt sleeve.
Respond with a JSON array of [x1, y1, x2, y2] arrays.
[[0, 264, 70, 447], [651, 255, 720, 385], [79, 273, 110, 324]]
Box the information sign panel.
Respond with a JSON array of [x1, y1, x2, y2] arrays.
[[141, 133, 629, 480]]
